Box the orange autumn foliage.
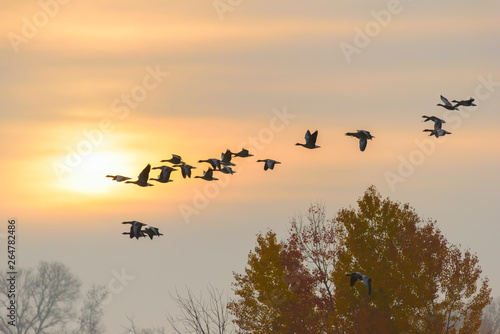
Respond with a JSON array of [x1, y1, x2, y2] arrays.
[[229, 187, 491, 334]]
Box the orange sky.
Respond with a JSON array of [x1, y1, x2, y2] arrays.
[[1, 1, 500, 332]]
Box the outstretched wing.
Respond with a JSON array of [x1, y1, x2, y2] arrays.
[[359, 138, 367, 152], [309, 130, 318, 146], [362, 276, 372, 295], [138, 164, 151, 183], [440, 95, 452, 107]]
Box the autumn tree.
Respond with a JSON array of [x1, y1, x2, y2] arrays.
[[0, 261, 81, 334], [228, 230, 321, 333], [230, 186, 492, 334], [331, 186, 491, 333]]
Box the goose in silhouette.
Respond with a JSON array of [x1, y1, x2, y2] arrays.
[[437, 95, 459, 111], [198, 158, 222, 170], [423, 128, 452, 138], [232, 148, 254, 158], [221, 149, 236, 166], [345, 130, 374, 152], [452, 97, 476, 107], [219, 166, 236, 174], [296, 130, 320, 149], [122, 221, 147, 239], [144, 226, 163, 240], [422, 116, 446, 130], [150, 166, 176, 183], [106, 175, 131, 182], [124, 164, 153, 187], [346, 272, 372, 295], [176, 163, 196, 179], [161, 154, 183, 165], [195, 168, 219, 181], [257, 159, 281, 171]]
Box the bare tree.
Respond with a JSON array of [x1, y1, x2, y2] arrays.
[[122, 314, 165, 334], [0, 261, 81, 334], [75, 284, 108, 334], [167, 285, 234, 334], [480, 296, 500, 334]]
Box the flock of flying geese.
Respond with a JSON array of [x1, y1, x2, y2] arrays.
[[343, 96, 476, 295], [109, 95, 475, 291], [421, 95, 476, 138]]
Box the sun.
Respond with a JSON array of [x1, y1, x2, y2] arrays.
[[57, 151, 135, 194]]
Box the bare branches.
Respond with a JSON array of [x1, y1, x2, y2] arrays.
[[0, 261, 81, 334], [167, 285, 233, 334]]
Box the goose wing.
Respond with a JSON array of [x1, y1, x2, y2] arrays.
[[362, 275, 372, 295], [359, 138, 368, 151], [138, 164, 151, 183], [440, 95, 452, 107], [309, 130, 318, 146]]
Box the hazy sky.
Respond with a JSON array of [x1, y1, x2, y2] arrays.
[[1, 0, 500, 332]]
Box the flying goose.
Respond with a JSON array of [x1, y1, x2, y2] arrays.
[[437, 95, 459, 111], [423, 128, 452, 138], [221, 149, 236, 166], [218, 166, 236, 174], [422, 116, 446, 130], [194, 168, 219, 181], [346, 272, 372, 295], [124, 164, 154, 187], [122, 221, 147, 239], [106, 175, 131, 182], [232, 148, 254, 158], [198, 158, 222, 170], [296, 130, 320, 149], [257, 159, 281, 171], [176, 163, 196, 179], [452, 97, 476, 107], [144, 226, 163, 240], [161, 154, 183, 165], [345, 130, 374, 152], [150, 166, 175, 183]]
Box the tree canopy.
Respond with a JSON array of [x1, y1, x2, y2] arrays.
[[229, 186, 492, 333]]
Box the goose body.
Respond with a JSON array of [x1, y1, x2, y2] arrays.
[[437, 95, 459, 111], [144, 226, 163, 240], [423, 128, 452, 138], [195, 168, 219, 181], [122, 221, 147, 239], [232, 148, 254, 158], [221, 149, 236, 166], [296, 130, 320, 149], [346, 272, 372, 295], [106, 175, 131, 182], [150, 166, 175, 183], [452, 97, 476, 107], [257, 159, 281, 171], [177, 163, 196, 179], [124, 164, 154, 187], [422, 115, 446, 130], [345, 130, 374, 152], [161, 154, 183, 165], [219, 166, 236, 174], [198, 158, 222, 170]]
